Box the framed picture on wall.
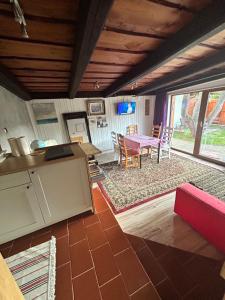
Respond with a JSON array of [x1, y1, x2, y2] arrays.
[[87, 99, 105, 116], [32, 103, 58, 124]]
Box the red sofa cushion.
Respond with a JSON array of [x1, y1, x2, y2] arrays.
[[174, 183, 225, 254]]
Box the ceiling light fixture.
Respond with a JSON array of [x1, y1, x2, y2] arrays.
[[94, 81, 100, 89], [131, 82, 138, 90], [10, 0, 29, 38]]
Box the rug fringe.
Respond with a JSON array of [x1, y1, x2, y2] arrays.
[[48, 236, 56, 300]]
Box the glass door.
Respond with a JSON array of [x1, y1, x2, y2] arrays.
[[200, 91, 225, 163], [169, 92, 202, 154]]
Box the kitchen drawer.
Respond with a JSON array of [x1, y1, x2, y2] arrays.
[[0, 171, 30, 190]]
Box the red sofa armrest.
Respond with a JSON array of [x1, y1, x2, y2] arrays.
[[174, 183, 225, 254]]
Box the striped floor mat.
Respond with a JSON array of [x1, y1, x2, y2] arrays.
[[6, 236, 56, 300]]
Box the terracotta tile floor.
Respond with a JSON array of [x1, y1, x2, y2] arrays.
[[1, 188, 224, 299], [127, 234, 225, 299], [0, 188, 160, 300]]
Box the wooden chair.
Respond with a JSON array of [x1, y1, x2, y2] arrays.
[[111, 131, 120, 163], [118, 134, 140, 169], [126, 124, 138, 136], [152, 124, 162, 138], [151, 126, 174, 161], [143, 124, 162, 155], [111, 131, 119, 150]]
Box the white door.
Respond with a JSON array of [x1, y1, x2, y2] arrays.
[[30, 159, 93, 224], [0, 184, 45, 243]]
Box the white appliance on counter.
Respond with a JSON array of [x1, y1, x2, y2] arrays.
[[8, 136, 30, 157]]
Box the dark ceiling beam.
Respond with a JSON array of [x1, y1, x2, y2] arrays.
[[29, 90, 136, 100], [69, 0, 114, 99], [150, 69, 225, 94], [104, 0, 225, 97], [30, 92, 69, 100], [0, 63, 31, 100], [136, 48, 225, 95]]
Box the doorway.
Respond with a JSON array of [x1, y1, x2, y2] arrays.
[[168, 89, 225, 164], [169, 92, 202, 154]]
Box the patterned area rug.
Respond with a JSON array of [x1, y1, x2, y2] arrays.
[[6, 236, 56, 299], [99, 154, 225, 214]]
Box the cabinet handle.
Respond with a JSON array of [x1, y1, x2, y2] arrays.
[[31, 171, 35, 174], [27, 186, 30, 189]]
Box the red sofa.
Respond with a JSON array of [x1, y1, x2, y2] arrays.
[[174, 183, 225, 254]]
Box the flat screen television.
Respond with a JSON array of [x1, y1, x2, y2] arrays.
[[117, 102, 136, 115]]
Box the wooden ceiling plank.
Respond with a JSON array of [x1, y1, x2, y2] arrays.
[[0, 63, 30, 99], [103, 26, 166, 40], [23, 83, 68, 87], [69, 0, 114, 98], [90, 49, 145, 65], [95, 46, 148, 55], [1, 58, 71, 71], [106, 0, 194, 38], [104, 0, 225, 97], [12, 70, 70, 77], [148, 0, 195, 13], [0, 39, 72, 60], [4, 0, 79, 22], [18, 77, 69, 83], [83, 75, 121, 79], [136, 48, 225, 95], [0, 15, 76, 45], [168, 0, 212, 12]]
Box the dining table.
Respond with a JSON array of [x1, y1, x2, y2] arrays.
[[124, 134, 161, 166]]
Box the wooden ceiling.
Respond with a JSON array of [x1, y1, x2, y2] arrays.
[[1, 0, 225, 99]]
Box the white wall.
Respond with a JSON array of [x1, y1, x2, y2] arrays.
[[0, 86, 35, 152], [26, 96, 155, 151]]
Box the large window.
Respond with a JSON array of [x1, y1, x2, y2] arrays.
[[200, 91, 225, 162], [168, 89, 225, 164], [170, 92, 202, 154]]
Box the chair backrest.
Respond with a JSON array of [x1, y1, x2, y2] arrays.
[[118, 134, 127, 156], [161, 127, 173, 146], [126, 125, 138, 136], [111, 131, 118, 146], [152, 124, 162, 138]]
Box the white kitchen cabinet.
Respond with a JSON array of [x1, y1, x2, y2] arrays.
[[30, 158, 93, 224], [0, 171, 30, 190], [0, 183, 45, 243]]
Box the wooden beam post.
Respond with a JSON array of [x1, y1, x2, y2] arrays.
[[136, 48, 225, 95], [104, 0, 225, 97], [69, 0, 114, 99], [0, 64, 30, 100], [150, 69, 225, 94]]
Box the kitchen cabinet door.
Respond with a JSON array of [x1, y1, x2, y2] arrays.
[[30, 158, 93, 224], [0, 184, 45, 243]]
